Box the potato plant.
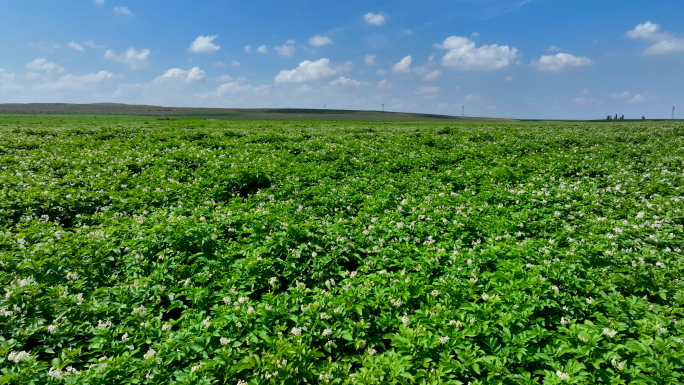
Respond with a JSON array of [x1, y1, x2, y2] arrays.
[[0, 116, 683, 384]]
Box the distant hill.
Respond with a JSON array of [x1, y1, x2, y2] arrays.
[[0, 103, 516, 122]]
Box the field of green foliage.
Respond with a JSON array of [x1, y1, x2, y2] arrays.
[[1, 115, 683, 385]]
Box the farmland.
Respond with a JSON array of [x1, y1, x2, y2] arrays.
[[1, 115, 683, 384]]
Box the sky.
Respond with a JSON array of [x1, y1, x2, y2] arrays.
[[0, 0, 683, 119]]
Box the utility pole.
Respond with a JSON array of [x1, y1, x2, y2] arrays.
[[462, 105, 465, 117], [673, 106, 676, 120], [324, 105, 326, 110], [382, 104, 384, 112]]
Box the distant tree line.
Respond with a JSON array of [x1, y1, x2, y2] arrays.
[[606, 114, 625, 120]]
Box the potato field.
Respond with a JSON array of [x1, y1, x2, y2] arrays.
[[1, 116, 683, 385]]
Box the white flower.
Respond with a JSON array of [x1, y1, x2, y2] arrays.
[[586, 297, 593, 304], [291, 327, 302, 336], [237, 381, 247, 385], [367, 348, 377, 355], [223, 297, 231, 304], [48, 324, 58, 334], [191, 363, 203, 372], [236, 321, 242, 328], [322, 328, 333, 337], [8, 351, 30, 363], [431, 290, 439, 297], [439, 336, 449, 344], [481, 293, 490, 301], [162, 323, 172, 331], [556, 370, 569, 380], [247, 307, 254, 315], [401, 316, 410, 325], [658, 327, 667, 335], [144, 349, 156, 359], [122, 333, 129, 342], [220, 337, 230, 345], [202, 318, 212, 327], [552, 286, 559, 293], [48, 367, 63, 378]]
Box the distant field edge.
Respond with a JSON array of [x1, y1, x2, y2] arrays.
[[0, 103, 518, 122]]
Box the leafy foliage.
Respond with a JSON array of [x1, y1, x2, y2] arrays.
[[0, 116, 683, 384]]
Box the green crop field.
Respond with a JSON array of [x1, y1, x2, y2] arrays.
[[1, 115, 683, 385]]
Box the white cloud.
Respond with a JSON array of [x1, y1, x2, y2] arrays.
[[437, 103, 449, 109], [376, 69, 387, 76], [505, 75, 514, 82], [309, 35, 333, 47], [573, 97, 587, 103], [232, 60, 240, 67], [25, 58, 65, 75], [629, 94, 645, 103], [531, 53, 593, 72], [155, 67, 205, 83], [198, 81, 270, 99], [113, 6, 133, 16], [377, 79, 392, 89], [423, 69, 442, 81], [626, 21, 684, 55], [275, 42, 296, 57], [189, 35, 220, 53], [329, 76, 369, 87], [547, 45, 561, 52], [214, 61, 227, 68], [626, 21, 663, 40], [391, 55, 412, 73], [83, 41, 105, 49], [435, 36, 518, 70], [104, 48, 150, 69], [257, 45, 268, 54], [402, 29, 414, 36], [68, 41, 84, 51], [216, 75, 233, 82], [94, 0, 105, 4], [274, 58, 352, 83], [471, 32, 480, 38], [611, 91, 631, 98], [244, 45, 252, 53], [364, 54, 377, 66], [364, 12, 387, 26], [0, 69, 15, 81], [416, 86, 440, 96], [35, 71, 116, 91]]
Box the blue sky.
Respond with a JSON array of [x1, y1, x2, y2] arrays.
[[0, 0, 683, 119]]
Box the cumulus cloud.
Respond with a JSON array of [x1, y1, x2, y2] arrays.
[[26, 58, 65, 75], [244, 45, 252, 53], [531, 53, 594, 71], [391, 55, 412, 73], [423, 69, 442, 81], [629, 94, 645, 103], [626, 21, 684, 55], [275, 41, 296, 56], [309, 35, 333, 47], [329, 76, 369, 87], [68, 41, 84, 51], [274, 58, 352, 83], [505, 75, 514, 82], [155, 67, 206, 83], [547, 45, 561, 52], [435, 36, 518, 70], [94, 0, 105, 4], [35, 71, 116, 91], [113, 6, 133, 16], [257, 45, 268, 54], [364, 54, 377, 66], [104, 48, 150, 69], [364, 12, 387, 26], [232, 60, 240, 67], [376, 69, 388, 76], [189, 35, 220, 53]]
